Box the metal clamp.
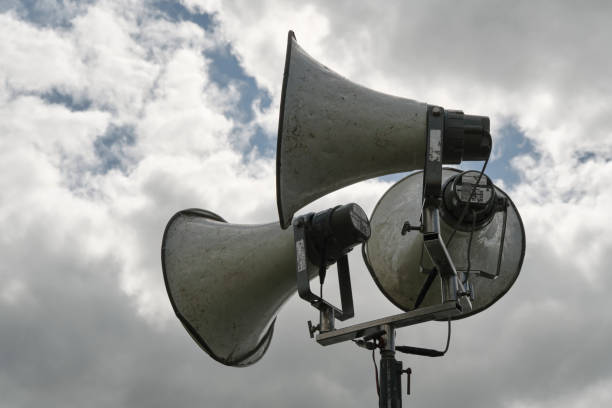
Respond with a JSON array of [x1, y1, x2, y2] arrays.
[[293, 205, 368, 324]]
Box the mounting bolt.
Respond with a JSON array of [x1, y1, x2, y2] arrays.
[[457, 287, 473, 299], [432, 106, 441, 116], [307, 320, 319, 338], [401, 221, 422, 235], [402, 367, 412, 395]]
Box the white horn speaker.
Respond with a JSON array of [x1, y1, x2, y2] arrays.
[[363, 168, 525, 318], [277, 31, 492, 228], [162, 209, 300, 367]]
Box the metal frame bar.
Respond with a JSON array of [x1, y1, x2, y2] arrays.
[[316, 302, 461, 346]]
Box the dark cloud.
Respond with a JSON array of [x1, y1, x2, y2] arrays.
[[318, 0, 612, 94], [0, 220, 380, 407]]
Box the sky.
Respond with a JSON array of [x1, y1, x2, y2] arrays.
[[1, 0, 612, 407]]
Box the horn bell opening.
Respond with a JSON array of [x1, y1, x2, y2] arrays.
[[162, 209, 282, 367]]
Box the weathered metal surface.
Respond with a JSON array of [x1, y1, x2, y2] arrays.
[[162, 209, 298, 366], [316, 302, 461, 346], [363, 169, 525, 319], [277, 31, 427, 228]]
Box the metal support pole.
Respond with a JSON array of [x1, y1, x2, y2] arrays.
[[379, 325, 403, 408]]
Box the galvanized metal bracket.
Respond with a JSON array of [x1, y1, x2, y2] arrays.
[[316, 302, 461, 346], [404, 107, 474, 310], [423, 105, 444, 206], [293, 215, 355, 322]]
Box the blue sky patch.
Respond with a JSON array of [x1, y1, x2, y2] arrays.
[[377, 123, 538, 187], [249, 125, 275, 156], [204, 44, 273, 125], [203, 43, 274, 157], [482, 122, 538, 187], [1, 0, 95, 28], [577, 151, 596, 163], [93, 124, 136, 174], [152, 0, 214, 32], [40, 89, 93, 112], [153, 0, 274, 154]]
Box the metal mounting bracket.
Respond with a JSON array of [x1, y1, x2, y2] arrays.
[[293, 215, 355, 321]]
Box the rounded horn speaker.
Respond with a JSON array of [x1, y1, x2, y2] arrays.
[[276, 31, 491, 229], [277, 31, 426, 228], [363, 169, 525, 319], [162, 209, 303, 366]]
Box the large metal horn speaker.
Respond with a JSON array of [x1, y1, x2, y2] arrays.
[[162, 209, 301, 367], [363, 168, 525, 319], [277, 31, 491, 228]]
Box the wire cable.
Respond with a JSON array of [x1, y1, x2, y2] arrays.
[[465, 210, 477, 278], [396, 319, 452, 357], [372, 349, 380, 397], [414, 269, 438, 309], [446, 156, 489, 247], [443, 318, 451, 354], [413, 157, 489, 309]]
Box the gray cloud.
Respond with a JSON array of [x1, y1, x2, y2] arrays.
[[3, 1, 612, 407]]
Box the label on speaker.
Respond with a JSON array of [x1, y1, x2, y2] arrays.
[[296, 239, 307, 272], [428, 129, 442, 162]]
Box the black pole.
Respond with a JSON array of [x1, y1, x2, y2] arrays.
[[379, 325, 402, 408]]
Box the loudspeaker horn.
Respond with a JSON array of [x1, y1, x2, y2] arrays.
[[277, 31, 491, 228], [162, 209, 300, 367], [162, 204, 368, 367], [363, 168, 525, 318]]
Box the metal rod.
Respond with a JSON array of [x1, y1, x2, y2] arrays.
[[316, 302, 461, 346], [379, 325, 402, 408], [495, 203, 508, 277], [421, 206, 461, 305]]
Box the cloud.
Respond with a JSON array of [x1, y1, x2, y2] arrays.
[[2, 1, 612, 407]]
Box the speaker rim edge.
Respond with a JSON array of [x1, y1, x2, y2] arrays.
[[161, 208, 276, 367], [276, 30, 297, 230], [362, 169, 526, 320]]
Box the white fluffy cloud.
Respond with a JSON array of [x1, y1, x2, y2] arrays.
[[0, 1, 275, 325], [2, 1, 612, 407]]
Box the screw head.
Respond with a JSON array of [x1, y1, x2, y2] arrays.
[[432, 106, 442, 116]]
